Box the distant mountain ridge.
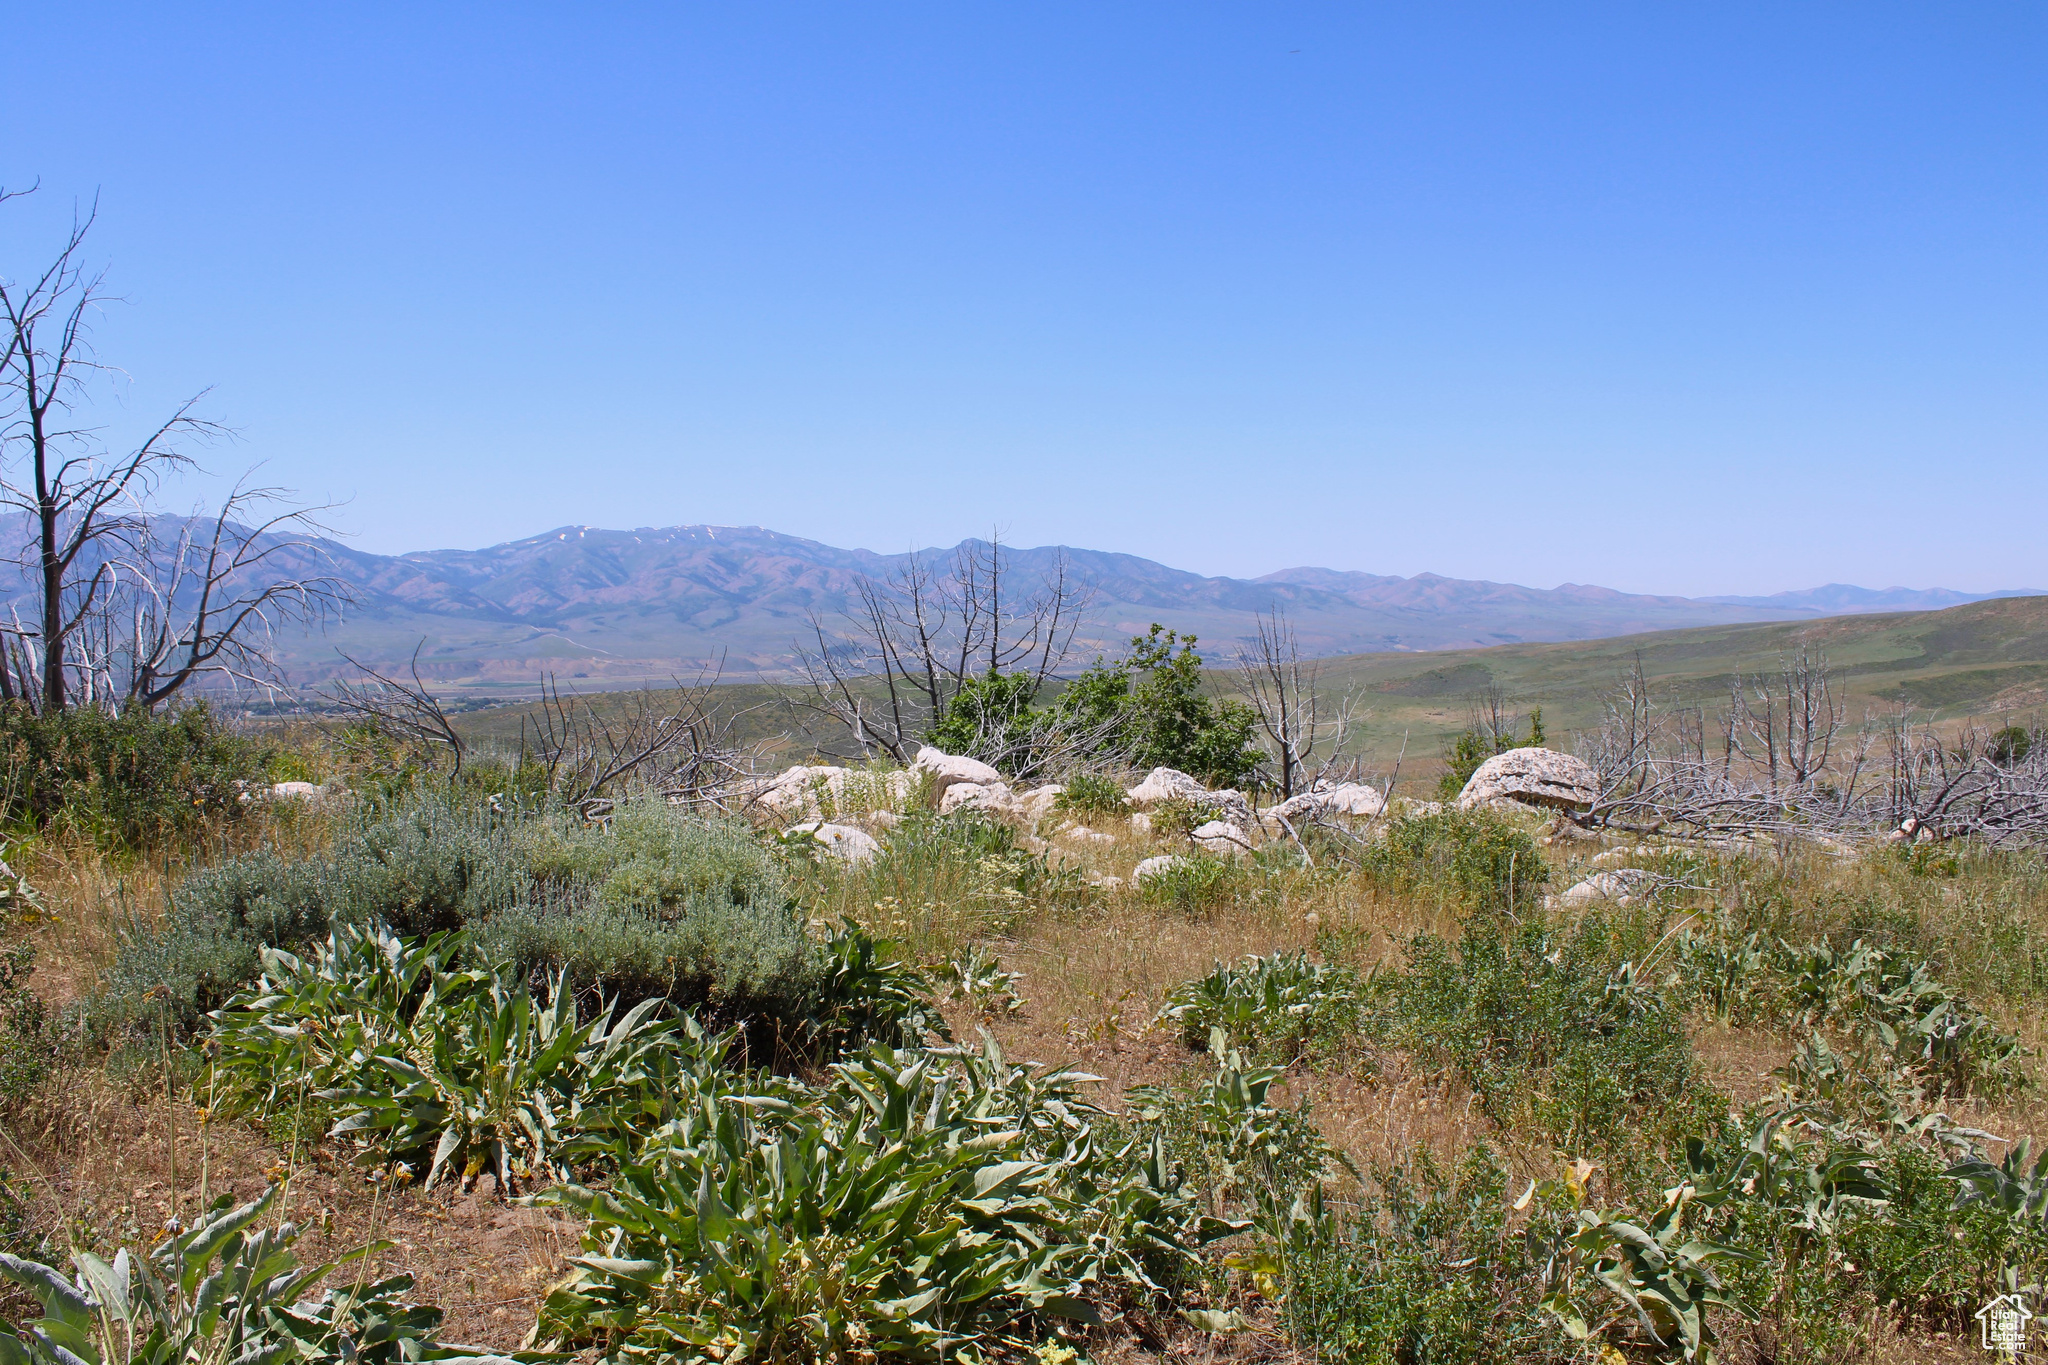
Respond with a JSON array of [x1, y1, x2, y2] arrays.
[[200, 522, 2039, 691]]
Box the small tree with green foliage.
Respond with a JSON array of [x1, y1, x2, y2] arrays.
[[1052, 625, 1262, 787]]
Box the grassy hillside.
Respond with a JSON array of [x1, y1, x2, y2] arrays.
[[1316, 594, 2048, 765]]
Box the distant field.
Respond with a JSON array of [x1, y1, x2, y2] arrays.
[[1312, 594, 2048, 766], [451, 596, 2048, 778]]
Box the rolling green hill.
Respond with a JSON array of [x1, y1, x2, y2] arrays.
[[1312, 594, 2048, 766]]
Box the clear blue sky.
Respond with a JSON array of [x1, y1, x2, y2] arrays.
[[4, 4, 2042, 595]]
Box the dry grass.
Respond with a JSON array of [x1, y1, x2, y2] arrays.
[[3, 789, 2047, 1363], [0, 1074, 576, 1350]]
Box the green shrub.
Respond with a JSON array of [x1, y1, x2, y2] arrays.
[[1150, 794, 1221, 839], [1054, 772, 1130, 818], [0, 942, 50, 1107], [332, 797, 531, 935], [1159, 951, 1359, 1063], [514, 802, 786, 915], [472, 899, 821, 1048], [535, 1036, 1229, 1361], [1126, 1036, 1351, 1225], [0, 701, 267, 850], [99, 851, 339, 1036], [1282, 1147, 1568, 1365], [1051, 625, 1262, 787], [1369, 808, 1548, 912], [1396, 909, 1706, 1153], [1137, 855, 1241, 917]]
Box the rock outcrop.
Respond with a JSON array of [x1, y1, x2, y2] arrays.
[[1455, 748, 1599, 812], [1555, 868, 1655, 906], [1267, 782, 1385, 823], [788, 821, 881, 865], [1190, 820, 1252, 854], [1132, 855, 1186, 882], [913, 747, 1004, 792]]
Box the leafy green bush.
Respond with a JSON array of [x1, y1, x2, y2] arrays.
[[96, 798, 822, 1045], [1368, 808, 1548, 912], [98, 850, 340, 1036], [1149, 794, 1221, 839], [1395, 910, 1705, 1153], [1126, 1035, 1351, 1227], [209, 924, 689, 1192], [515, 802, 787, 915], [1051, 625, 1262, 787], [1159, 951, 1358, 1062], [0, 1184, 506, 1365], [0, 942, 51, 1107], [1053, 772, 1129, 818], [1782, 937, 2026, 1098], [1136, 855, 1241, 917], [533, 1036, 1233, 1361], [1282, 1147, 1568, 1365], [0, 701, 267, 850]]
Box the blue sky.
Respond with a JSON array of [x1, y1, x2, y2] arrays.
[[3, 4, 2042, 595]]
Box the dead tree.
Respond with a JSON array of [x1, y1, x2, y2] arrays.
[[1232, 606, 1359, 799], [791, 534, 1093, 763], [0, 189, 346, 710], [329, 644, 468, 775], [524, 662, 766, 814], [1737, 650, 1844, 796]]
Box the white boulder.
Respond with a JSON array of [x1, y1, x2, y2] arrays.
[[939, 780, 1018, 817], [1190, 820, 1252, 854], [1125, 767, 1208, 807], [1132, 855, 1186, 882], [269, 781, 328, 802], [1063, 826, 1116, 845], [1128, 812, 1153, 834], [1456, 748, 1599, 812], [1267, 782, 1386, 823], [753, 765, 850, 817], [1019, 784, 1065, 821], [914, 746, 1004, 792], [788, 821, 880, 865], [1555, 869, 1655, 906]]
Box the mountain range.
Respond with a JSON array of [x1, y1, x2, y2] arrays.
[[239, 524, 2040, 693]]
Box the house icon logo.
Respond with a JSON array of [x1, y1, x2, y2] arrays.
[[1977, 1293, 2034, 1354]]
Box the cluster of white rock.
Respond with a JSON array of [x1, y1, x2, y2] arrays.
[[751, 742, 1630, 885]]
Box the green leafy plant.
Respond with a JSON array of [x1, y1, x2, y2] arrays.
[[1784, 938, 2026, 1097], [1368, 809, 1549, 912], [1159, 952, 1356, 1062], [0, 942, 51, 1108], [1050, 625, 1262, 787], [0, 1184, 505, 1365], [1281, 1146, 1563, 1365], [940, 944, 1025, 1019], [1135, 854, 1240, 917], [1149, 795, 1221, 840], [533, 1036, 1232, 1362], [1396, 910, 1703, 1153], [1052, 773, 1129, 819], [209, 925, 684, 1193], [1538, 1175, 1758, 1362]]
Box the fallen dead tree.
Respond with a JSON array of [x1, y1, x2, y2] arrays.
[[1573, 653, 2048, 848]]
